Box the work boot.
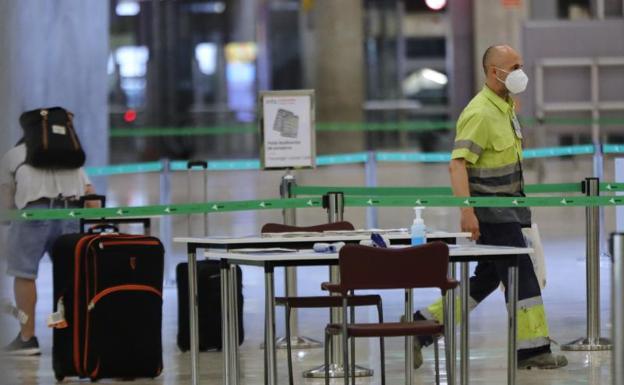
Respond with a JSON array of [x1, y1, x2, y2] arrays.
[[400, 315, 424, 369], [518, 352, 568, 369]]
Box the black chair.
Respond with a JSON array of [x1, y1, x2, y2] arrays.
[[327, 242, 459, 385], [261, 222, 384, 385]]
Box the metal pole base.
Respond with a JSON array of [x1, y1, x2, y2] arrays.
[[259, 335, 323, 350], [276, 336, 322, 349], [561, 337, 612, 351], [302, 364, 373, 378]]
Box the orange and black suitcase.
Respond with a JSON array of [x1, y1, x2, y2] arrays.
[[50, 228, 164, 381]]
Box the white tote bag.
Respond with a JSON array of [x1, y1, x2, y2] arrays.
[[522, 223, 547, 290], [499, 223, 547, 291]]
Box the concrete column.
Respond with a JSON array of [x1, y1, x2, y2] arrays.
[[256, 0, 272, 91], [299, 3, 318, 89], [230, 0, 257, 42], [314, 0, 365, 154], [473, 0, 528, 89], [0, 1, 109, 191], [448, 0, 475, 119]]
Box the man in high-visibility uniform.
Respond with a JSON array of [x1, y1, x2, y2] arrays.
[[411, 45, 568, 369]]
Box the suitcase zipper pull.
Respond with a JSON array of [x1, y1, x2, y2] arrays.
[[88, 301, 95, 311]]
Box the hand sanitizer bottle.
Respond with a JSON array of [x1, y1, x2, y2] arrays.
[[411, 207, 426, 246]]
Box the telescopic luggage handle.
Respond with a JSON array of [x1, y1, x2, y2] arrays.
[[87, 224, 120, 234]]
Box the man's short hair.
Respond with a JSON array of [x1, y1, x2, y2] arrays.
[[482, 45, 496, 74]]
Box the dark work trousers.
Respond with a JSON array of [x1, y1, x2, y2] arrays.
[[416, 222, 551, 360]]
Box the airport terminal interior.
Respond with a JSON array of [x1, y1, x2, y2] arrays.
[[1, 0, 624, 384]]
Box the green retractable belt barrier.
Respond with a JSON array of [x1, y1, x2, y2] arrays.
[[109, 118, 624, 138], [291, 182, 624, 196], [5, 195, 624, 221], [85, 144, 604, 177], [85, 162, 163, 176], [4, 198, 323, 221], [603, 144, 624, 154]]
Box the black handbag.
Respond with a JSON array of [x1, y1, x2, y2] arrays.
[[19, 107, 85, 169]]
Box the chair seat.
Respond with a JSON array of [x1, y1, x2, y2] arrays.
[[327, 320, 443, 338], [275, 295, 381, 308]]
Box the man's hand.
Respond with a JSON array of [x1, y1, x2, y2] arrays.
[[449, 158, 480, 241], [83, 184, 100, 208], [460, 208, 480, 241]]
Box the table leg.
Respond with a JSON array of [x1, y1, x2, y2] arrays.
[[265, 266, 277, 385], [187, 245, 200, 385], [229, 265, 240, 385], [220, 263, 231, 385], [460, 262, 470, 385], [446, 262, 457, 385], [508, 258, 518, 385], [405, 288, 414, 385]]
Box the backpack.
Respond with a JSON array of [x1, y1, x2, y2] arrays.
[[19, 107, 85, 169]]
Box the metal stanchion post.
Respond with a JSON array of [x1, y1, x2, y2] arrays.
[[611, 233, 624, 385], [220, 263, 231, 385], [365, 151, 378, 229], [186, 160, 209, 236], [274, 172, 321, 349], [303, 192, 373, 379], [508, 259, 518, 385], [187, 245, 200, 385], [229, 265, 240, 385], [563, 177, 612, 350], [160, 159, 175, 286]]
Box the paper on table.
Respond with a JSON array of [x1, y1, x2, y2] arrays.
[[261, 232, 323, 238], [234, 247, 299, 253], [323, 229, 408, 236]]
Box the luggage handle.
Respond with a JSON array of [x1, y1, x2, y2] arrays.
[[87, 224, 119, 234], [187, 160, 208, 170]]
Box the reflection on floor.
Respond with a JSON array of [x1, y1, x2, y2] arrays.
[[0, 236, 613, 384]]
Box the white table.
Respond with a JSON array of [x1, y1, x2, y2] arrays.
[[174, 231, 468, 385], [207, 245, 531, 385], [177, 232, 535, 385]]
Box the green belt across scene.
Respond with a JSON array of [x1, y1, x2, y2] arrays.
[[109, 117, 624, 138], [292, 182, 624, 196], [5, 195, 624, 221]]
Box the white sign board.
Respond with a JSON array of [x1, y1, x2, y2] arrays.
[[260, 90, 315, 169]]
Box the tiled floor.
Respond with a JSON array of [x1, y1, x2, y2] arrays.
[[0, 158, 620, 384]]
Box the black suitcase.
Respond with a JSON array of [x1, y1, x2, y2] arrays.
[[176, 260, 244, 351], [51, 231, 164, 381]]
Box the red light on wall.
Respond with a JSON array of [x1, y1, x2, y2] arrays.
[[425, 0, 447, 11], [123, 109, 137, 123]]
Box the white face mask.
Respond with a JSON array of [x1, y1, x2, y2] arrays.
[[495, 67, 529, 94]]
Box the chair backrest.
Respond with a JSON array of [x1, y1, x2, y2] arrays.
[[338, 242, 450, 292], [261, 221, 355, 234]]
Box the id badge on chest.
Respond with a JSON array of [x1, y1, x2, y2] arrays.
[[511, 114, 523, 139]]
